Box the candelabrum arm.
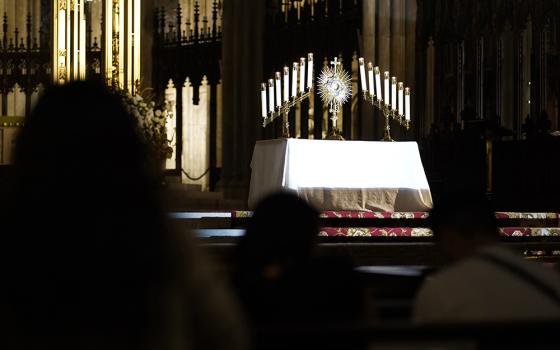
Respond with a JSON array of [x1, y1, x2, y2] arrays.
[[263, 89, 311, 128], [362, 93, 410, 130]]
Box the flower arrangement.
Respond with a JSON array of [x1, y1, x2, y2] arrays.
[[119, 90, 174, 161]]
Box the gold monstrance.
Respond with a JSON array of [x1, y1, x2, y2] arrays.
[[318, 57, 352, 140]]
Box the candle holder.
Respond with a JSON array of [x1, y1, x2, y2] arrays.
[[318, 57, 351, 141], [362, 91, 410, 142], [263, 89, 311, 138], [260, 53, 314, 139], [358, 58, 412, 142]]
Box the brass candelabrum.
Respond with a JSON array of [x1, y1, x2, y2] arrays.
[[362, 91, 410, 142], [261, 53, 314, 139], [263, 89, 311, 138]]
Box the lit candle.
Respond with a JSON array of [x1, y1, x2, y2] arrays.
[[391, 77, 397, 110], [283, 66, 289, 102], [358, 58, 367, 92], [307, 53, 313, 89], [384, 71, 390, 106], [261, 83, 267, 118], [398, 82, 404, 116], [405, 87, 411, 121], [275, 72, 282, 108], [268, 79, 275, 113], [292, 62, 298, 97], [375, 67, 382, 102], [367, 63, 374, 97], [299, 57, 306, 94]]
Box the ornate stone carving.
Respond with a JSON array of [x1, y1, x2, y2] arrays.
[[58, 63, 67, 81]]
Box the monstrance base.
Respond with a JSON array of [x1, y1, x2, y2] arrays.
[[325, 128, 345, 140], [381, 134, 395, 142]]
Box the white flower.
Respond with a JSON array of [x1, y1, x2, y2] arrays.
[[118, 89, 173, 158]]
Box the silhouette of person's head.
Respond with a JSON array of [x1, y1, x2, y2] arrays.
[[14, 81, 154, 212], [237, 191, 319, 276], [233, 192, 369, 325], [430, 192, 498, 262], [2, 81, 170, 350]]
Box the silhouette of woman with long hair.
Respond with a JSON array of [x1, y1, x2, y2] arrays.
[[1, 82, 247, 350]]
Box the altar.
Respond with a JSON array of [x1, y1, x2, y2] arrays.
[[248, 139, 433, 212]]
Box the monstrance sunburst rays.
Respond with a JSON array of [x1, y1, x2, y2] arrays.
[[317, 65, 352, 107], [317, 58, 351, 140]]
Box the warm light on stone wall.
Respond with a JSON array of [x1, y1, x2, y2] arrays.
[[53, 0, 87, 83], [103, 0, 141, 93]]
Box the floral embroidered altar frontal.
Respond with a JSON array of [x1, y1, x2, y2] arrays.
[[248, 139, 433, 211]]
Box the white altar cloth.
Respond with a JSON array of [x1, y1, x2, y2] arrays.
[[248, 139, 433, 212]]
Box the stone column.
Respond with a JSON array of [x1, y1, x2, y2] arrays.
[[522, 18, 532, 123], [361, 0, 375, 140], [90, 0, 102, 49], [475, 37, 484, 119], [390, 0, 405, 79], [495, 35, 503, 125], [32, 0, 41, 45], [390, 0, 405, 139], [534, 26, 547, 119], [14, 0, 27, 44], [425, 37, 435, 136], [377, 0, 391, 140], [501, 25, 514, 132], [456, 41, 465, 123], [21, 0, 28, 41], [377, 0, 390, 71], [6, 0, 16, 41], [140, 0, 153, 88], [405, 0, 416, 85], [219, 0, 264, 201]]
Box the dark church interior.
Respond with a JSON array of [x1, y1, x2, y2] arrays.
[[1, 0, 560, 349]]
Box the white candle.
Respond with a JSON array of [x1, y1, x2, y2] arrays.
[[405, 87, 411, 121], [261, 83, 267, 118], [391, 77, 397, 110], [384, 71, 390, 106], [398, 82, 404, 116], [307, 53, 313, 89], [268, 79, 275, 113], [299, 57, 306, 94], [283, 66, 289, 102], [275, 72, 282, 107], [358, 58, 367, 92], [367, 63, 374, 97], [374, 67, 382, 102], [292, 62, 298, 97]]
